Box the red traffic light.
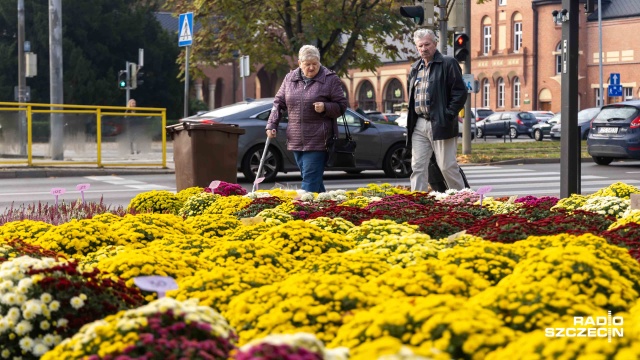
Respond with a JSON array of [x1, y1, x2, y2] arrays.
[[454, 33, 470, 62]]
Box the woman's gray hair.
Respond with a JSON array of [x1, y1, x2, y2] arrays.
[[413, 29, 438, 44], [298, 45, 321, 63]]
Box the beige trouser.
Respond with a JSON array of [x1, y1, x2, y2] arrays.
[[410, 117, 465, 192]]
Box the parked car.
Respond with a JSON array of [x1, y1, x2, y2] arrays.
[[530, 111, 555, 123], [471, 108, 495, 122], [587, 100, 640, 165], [392, 112, 475, 139], [549, 107, 601, 140], [180, 98, 412, 181], [532, 113, 560, 141], [362, 111, 400, 123], [476, 111, 537, 139]]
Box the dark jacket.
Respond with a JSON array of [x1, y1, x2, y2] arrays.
[[406, 50, 467, 146], [266, 66, 348, 151]]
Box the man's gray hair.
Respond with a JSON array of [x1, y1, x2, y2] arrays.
[[413, 29, 438, 44], [299, 45, 321, 63]]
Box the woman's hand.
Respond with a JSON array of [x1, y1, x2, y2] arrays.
[[266, 129, 277, 138], [313, 102, 325, 113]]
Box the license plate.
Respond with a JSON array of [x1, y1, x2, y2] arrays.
[[599, 127, 618, 134]]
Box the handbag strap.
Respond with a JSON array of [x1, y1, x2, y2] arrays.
[[337, 114, 352, 140]]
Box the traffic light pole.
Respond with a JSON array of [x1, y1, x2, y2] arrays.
[[125, 61, 131, 104], [560, 0, 580, 197], [438, 4, 447, 54]]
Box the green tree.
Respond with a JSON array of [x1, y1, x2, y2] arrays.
[[0, 0, 183, 118], [164, 0, 417, 79]]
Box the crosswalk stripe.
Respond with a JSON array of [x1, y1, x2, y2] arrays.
[[466, 171, 559, 179]]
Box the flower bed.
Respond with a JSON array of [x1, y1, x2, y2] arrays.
[[1, 181, 640, 359]]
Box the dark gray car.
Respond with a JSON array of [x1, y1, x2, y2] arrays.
[[476, 111, 537, 139], [180, 98, 412, 182], [549, 107, 601, 141]]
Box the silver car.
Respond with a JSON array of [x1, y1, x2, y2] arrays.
[[180, 98, 412, 182]]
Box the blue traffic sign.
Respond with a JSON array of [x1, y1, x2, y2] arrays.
[[610, 73, 621, 85], [608, 84, 623, 97], [178, 12, 193, 47]]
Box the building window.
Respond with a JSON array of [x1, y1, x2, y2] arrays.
[[499, 0, 506, 5], [482, 79, 490, 107], [513, 77, 521, 107], [357, 80, 377, 111], [497, 78, 505, 108], [514, 22, 522, 53], [595, 88, 602, 107], [555, 42, 562, 75], [625, 87, 634, 101], [483, 26, 492, 55]]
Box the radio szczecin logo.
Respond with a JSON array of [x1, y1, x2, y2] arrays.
[[545, 311, 624, 342]]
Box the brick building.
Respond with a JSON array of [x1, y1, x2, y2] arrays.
[[471, 0, 640, 113]]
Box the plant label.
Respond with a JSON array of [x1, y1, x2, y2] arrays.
[[76, 183, 90, 204], [209, 180, 221, 189], [76, 184, 90, 191], [50, 188, 66, 196], [476, 186, 492, 195], [240, 216, 264, 226], [133, 276, 178, 298]]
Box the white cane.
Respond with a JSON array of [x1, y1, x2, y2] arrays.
[[252, 137, 271, 193]]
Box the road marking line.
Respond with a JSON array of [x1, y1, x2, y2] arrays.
[[85, 176, 125, 181]]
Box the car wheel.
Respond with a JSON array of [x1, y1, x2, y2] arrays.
[[592, 156, 613, 166], [241, 144, 281, 182], [534, 129, 543, 141], [509, 127, 519, 139], [382, 143, 412, 178], [476, 128, 484, 138]]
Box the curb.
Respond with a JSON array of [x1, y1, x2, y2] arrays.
[[0, 167, 175, 179]]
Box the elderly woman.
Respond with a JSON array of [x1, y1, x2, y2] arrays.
[[266, 45, 348, 193]]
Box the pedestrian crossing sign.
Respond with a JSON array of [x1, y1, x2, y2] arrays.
[[178, 12, 193, 47]]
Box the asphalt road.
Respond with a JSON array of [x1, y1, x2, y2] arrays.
[[1, 161, 640, 212]]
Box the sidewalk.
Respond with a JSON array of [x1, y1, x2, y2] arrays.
[[0, 163, 175, 179]]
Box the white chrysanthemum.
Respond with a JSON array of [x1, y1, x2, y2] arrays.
[[18, 337, 34, 352], [15, 320, 33, 336], [40, 293, 53, 303], [40, 320, 50, 330], [49, 300, 60, 311], [7, 307, 20, 321], [32, 343, 49, 356], [42, 334, 56, 346], [0, 280, 13, 292], [79, 293, 88, 301], [300, 192, 315, 202], [1, 349, 9, 358], [0, 317, 9, 334], [23, 299, 43, 315], [17, 278, 33, 289], [70, 296, 85, 310], [56, 318, 68, 328], [1, 292, 19, 306]]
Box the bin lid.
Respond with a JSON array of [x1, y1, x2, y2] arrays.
[[166, 122, 246, 135]]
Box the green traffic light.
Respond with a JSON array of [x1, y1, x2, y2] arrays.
[[119, 81, 126, 88]]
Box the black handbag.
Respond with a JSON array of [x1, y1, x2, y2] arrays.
[[428, 153, 470, 191], [326, 115, 357, 168]]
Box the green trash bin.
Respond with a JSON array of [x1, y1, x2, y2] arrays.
[[167, 122, 245, 191]]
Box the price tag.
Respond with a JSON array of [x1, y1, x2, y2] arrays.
[[631, 194, 640, 210], [76, 183, 90, 204], [240, 216, 264, 226], [209, 180, 221, 189], [133, 276, 178, 298], [50, 188, 66, 207]]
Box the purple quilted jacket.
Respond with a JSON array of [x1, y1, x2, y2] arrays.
[[266, 66, 348, 151]]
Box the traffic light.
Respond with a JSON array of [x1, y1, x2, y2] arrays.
[[454, 33, 470, 62], [400, 5, 425, 26], [118, 69, 128, 89], [129, 62, 138, 89]]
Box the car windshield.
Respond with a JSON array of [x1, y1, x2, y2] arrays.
[[197, 101, 270, 118], [577, 108, 601, 122], [594, 106, 638, 121], [477, 109, 493, 117], [519, 112, 534, 119]]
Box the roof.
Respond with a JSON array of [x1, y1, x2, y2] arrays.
[[153, 12, 202, 34], [586, 0, 640, 21]]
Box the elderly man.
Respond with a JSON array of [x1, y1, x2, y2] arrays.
[[406, 29, 468, 192]]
